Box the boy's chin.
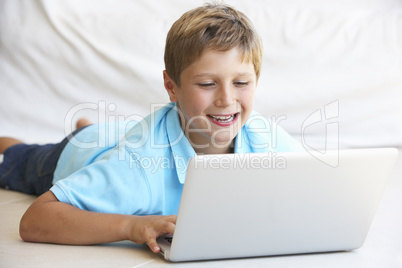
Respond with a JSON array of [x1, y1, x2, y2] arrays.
[[210, 133, 237, 146]]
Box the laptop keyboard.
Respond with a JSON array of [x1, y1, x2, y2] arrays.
[[164, 234, 173, 244]]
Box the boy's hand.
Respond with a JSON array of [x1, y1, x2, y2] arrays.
[[125, 215, 177, 253]]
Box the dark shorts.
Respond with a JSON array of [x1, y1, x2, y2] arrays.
[[0, 127, 87, 195]]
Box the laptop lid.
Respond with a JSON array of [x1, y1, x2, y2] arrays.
[[158, 148, 398, 262]]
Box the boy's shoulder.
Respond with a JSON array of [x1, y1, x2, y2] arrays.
[[237, 110, 304, 153]]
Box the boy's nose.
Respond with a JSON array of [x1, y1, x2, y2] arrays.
[[214, 85, 234, 107]]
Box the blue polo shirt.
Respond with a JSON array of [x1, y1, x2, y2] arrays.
[[50, 103, 303, 216]]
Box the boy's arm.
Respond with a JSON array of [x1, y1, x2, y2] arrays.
[[19, 191, 176, 253]]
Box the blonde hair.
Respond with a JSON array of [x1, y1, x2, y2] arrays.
[[164, 3, 263, 86]]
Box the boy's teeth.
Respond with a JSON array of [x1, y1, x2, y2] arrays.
[[213, 115, 231, 120], [209, 114, 235, 122]]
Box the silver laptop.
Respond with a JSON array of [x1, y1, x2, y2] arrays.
[[157, 148, 398, 262]]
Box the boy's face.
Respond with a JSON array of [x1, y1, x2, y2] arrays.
[[164, 47, 257, 154]]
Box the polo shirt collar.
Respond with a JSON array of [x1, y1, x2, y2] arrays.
[[234, 111, 273, 154], [166, 105, 269, 183]]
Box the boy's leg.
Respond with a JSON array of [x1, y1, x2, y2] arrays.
[[0, 141, 61, 194], [0, 117, 92, 154], [0, 118, 92, 195], [0, 137, 24, 154], [0, 118, 92, 154], [0, 118, 91, 155]]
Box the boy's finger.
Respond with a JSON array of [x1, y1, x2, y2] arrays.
[[168, 215, 177, 223], [147, 238, 160, 253], [162, 220, 176, 235]]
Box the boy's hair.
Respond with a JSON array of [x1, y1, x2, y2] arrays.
[[164, 3, 263, 86]]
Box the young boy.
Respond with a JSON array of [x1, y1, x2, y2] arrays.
[[0, 3, 302, 254]]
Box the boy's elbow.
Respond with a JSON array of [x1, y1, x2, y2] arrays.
[[19, 191, 59, 242], [19, 221, 30, 242], [19, 214, 36, 242], [19, 208, 52, 243]]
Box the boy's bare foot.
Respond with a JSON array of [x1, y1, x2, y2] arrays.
[[0, 137, 23, 154], [76, 118, 92, 130]]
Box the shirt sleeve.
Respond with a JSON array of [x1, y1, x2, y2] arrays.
[[50, 146, 152, 215]]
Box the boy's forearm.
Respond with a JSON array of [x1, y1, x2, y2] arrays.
[[20, 191, 131, 245]]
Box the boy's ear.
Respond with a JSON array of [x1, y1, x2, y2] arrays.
[[163, 70, 178, 103]]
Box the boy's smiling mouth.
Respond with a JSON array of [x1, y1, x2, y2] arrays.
[[207, 113, 239, 126]]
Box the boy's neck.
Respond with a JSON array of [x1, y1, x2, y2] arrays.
[[193, 140, 235, 155]]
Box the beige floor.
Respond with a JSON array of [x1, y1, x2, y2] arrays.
[[1, 151, 402, 268]]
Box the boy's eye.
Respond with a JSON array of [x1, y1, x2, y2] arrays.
[[234, 81, 249, 87], [198, 83, 215, 87]]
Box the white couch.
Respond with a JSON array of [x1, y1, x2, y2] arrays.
[[1, 0, 401, 267], [0, 0, 401, 149]]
